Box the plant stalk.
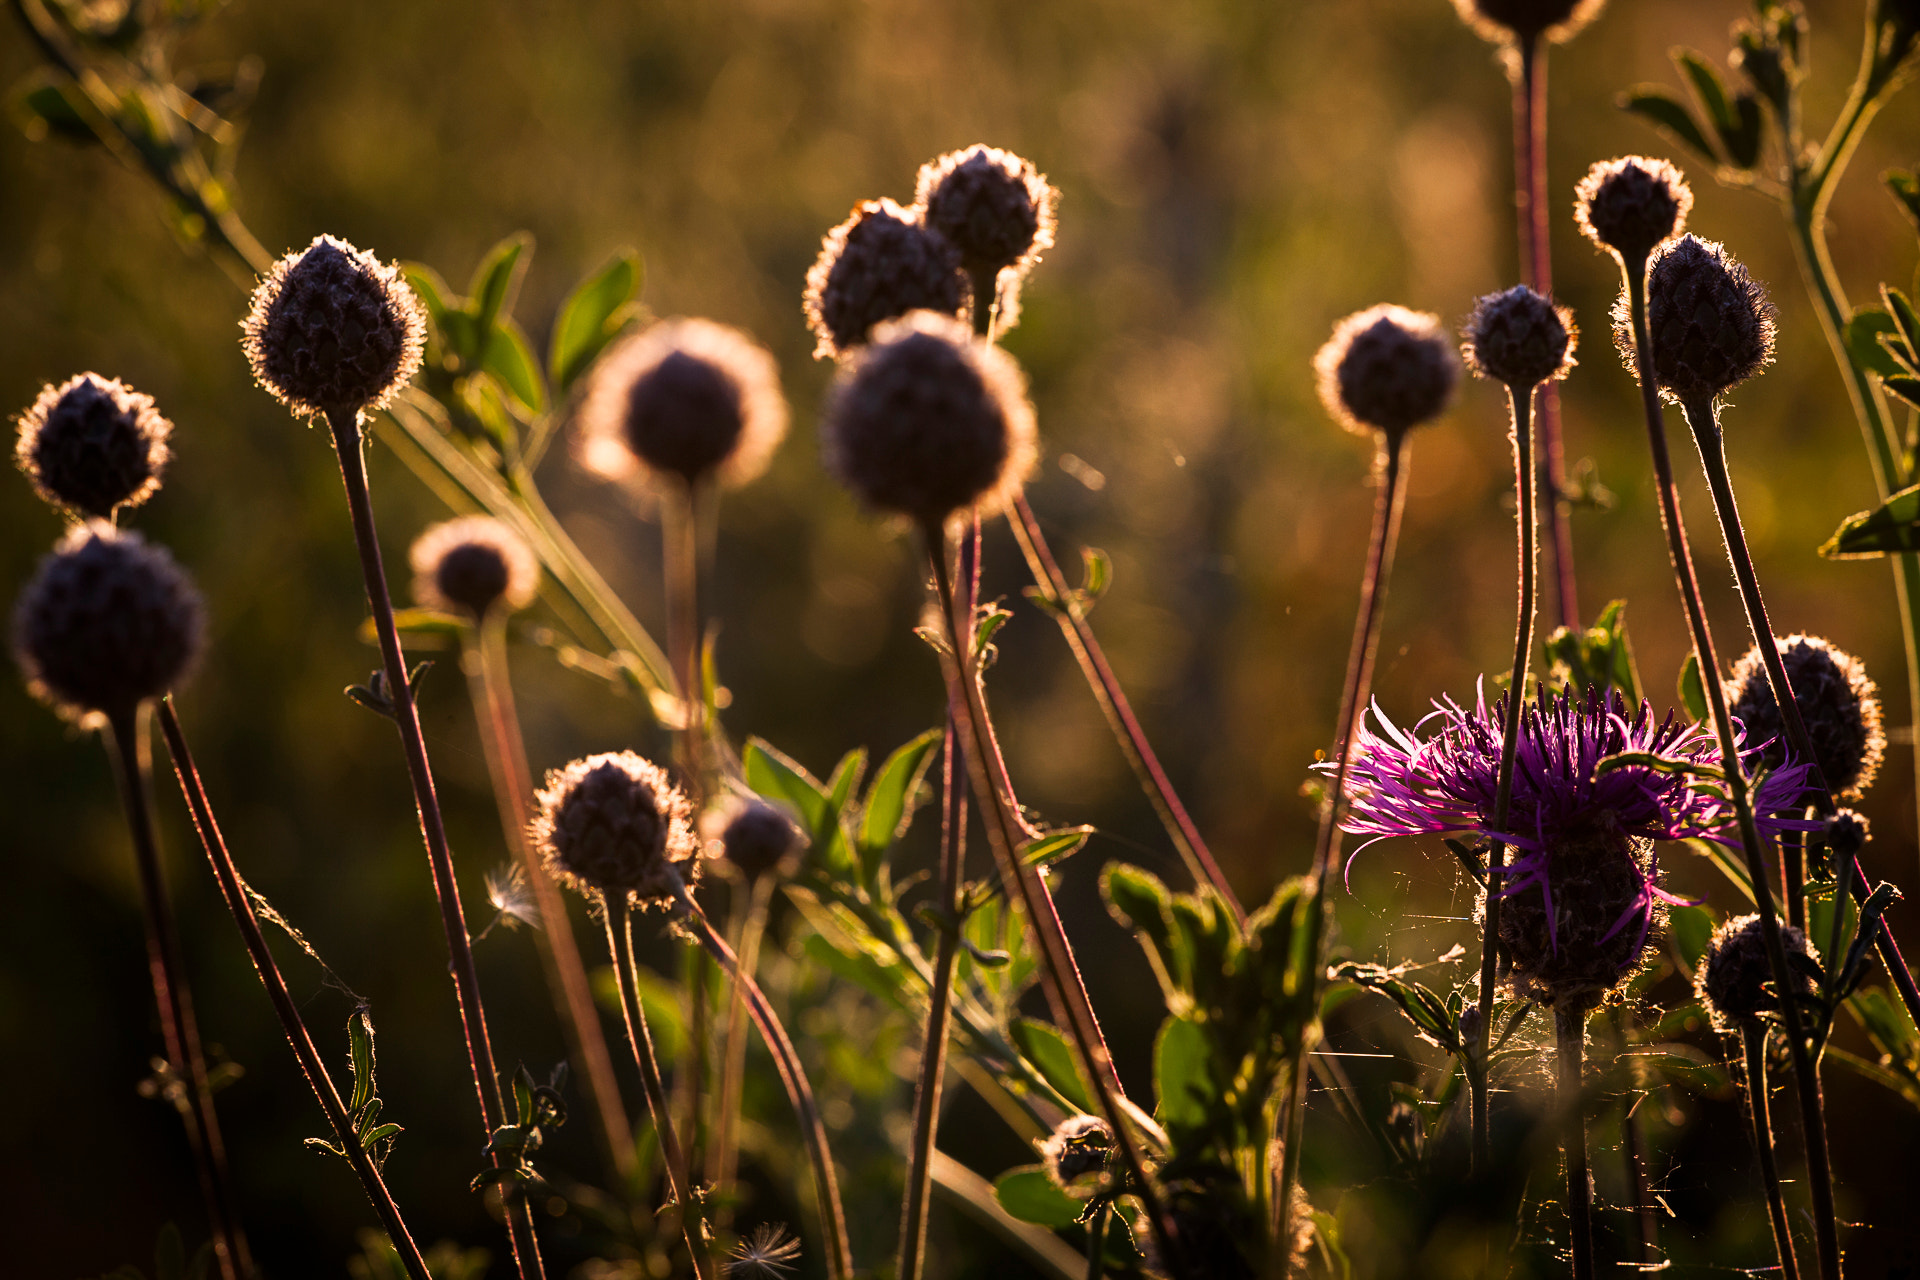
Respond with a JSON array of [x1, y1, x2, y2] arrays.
[[1555, 1004, 1594, 1280], [709, 873, 775, 1229], [1741, 1020, 1804, 1280]]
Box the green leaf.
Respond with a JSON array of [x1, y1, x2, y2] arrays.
[[1886, 168, 1920, 236], [1594, 749, 1724, 782], [1102, 863, 1188, 1010], [856, 728, 942, 881], [1721, 93, 1764, 169], [1328, 961, 1458, 1051], [1543, 599, 1641, 703], [744, 738, 831, 836], [1844, 306, 1905, 379], [468, 232, 531, 335], [1618, 86, 1720, 165], [550, 249, 643, 391], [1010, 1017, 1095, 1113], [1018, 826, 1094, 870], [1667, 903, 1714, 974], [992, 1166, 1084, 1228], [360, 1122, 405, 1147], [12, 71, 97, 144], [1152, 1014, 1210, 1134], [1677, 652, 1708, 723], [348, 1008, 377, 1114], [1820, 481, 1920, 558], [401, 263, 456, 331], [1673, 50, 1750, 164], [1080, 546, 1112, 605], [481, 320, 547, 412]]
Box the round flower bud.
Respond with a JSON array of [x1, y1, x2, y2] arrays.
[[804, 199, 970, 360], [12, 523, 204, 721], [821, 311, 1037, 527], [702, 796, 806, 882], [1575, 156, 1693, 267], [1614, 235, 1775, 405], [1452, 0, 1605, 44], [409, 516, 539, 620], [1314, 305, 1460, 439], [1825, 808, 1870, 861], [914, 145, 1058, 280], [1485, 822, 1662, 1011], [1726, 634, 1884, 802], [1697, 913, 1819, 1032], [14, 373, 172, 518], [576, 318, 788, 490], [1039, 1114, 1113, 1188], [1462, 285, 1577, 389], [242, 234, 427, 418], [531, 752, 700, 905]]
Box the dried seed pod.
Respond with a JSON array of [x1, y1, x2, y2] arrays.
[[1575, 156, 1692, 267], [242, 234, 426, 418], [803, 199, 969, 360], [1726, 634, 1884, 802], [1697, 912, 1819, 1031], [14, 373, 172, 518], [409, 516, 539, 619], [915, 144, 1058, 280], [531, 751, 700, 906], [1462, 285, 1577, 389], [1314, 304, 1459, 440], [1614, 235, 1775, 404]]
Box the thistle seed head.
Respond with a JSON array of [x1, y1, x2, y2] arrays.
[[1452, 0, 1605, 45], [12, 523, 204, 722], [702, 796, 805, 882], [914, 144, 1058, 280], [531, 751, 700, 905], [242, 234, 426, 418], [1314, 304, 1459, 440], [1726, 634, 1884, 802], [1825, 808, 1870, 861], [1462, 285, 1577, 389], [1697, 912, 1818, 1032], [821, 310, 1037, 527], [1039, 1114, 1113, 1187], [409, 516, 539, 620], [1575, 156, 1692, 267], [576, 318, 788, 490], [803, 199, 970, 360], [1614, 235, 1775, 404], [15, 373, 172, 518]]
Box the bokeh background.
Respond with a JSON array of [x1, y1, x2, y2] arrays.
[[5, 0, 1920, 1275]]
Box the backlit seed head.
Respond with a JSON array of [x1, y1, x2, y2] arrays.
[[1452, 0, 1605, 44], [1825, 808, 1870, 861], [1462, 285, 1577, 389], [12, 523, 204, 722], [531, 752, 700, 905], [15, 373, 172, 518], [1726, 634, 1884, 802], [1614, 235, 1775, 404], [242, 234, 426, 418], [701, 796, 806, 882], [821, 311, 1037, 526], [409, 516, 539, 619], [1314, 305, 1459, 440], [1575, 156, 1693, 267], [1697, 912, 1819, 1032], [804, 199, 970, 360], [915, 144, 1058, 280], [1039, 1115, 1113, 1187]]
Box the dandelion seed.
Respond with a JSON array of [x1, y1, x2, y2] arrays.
[[728, 1222, 802, 1278], [484, 864, 542, 932]]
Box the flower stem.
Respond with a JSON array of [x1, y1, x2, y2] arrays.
[[1084, 1201, 1111, 1280], [466, 613, 637, 1185], [155, 700, 431, 1280], [1605, 1007, 1658, 1267], [670, 885, 855, 1280], [1554, 1003, 1594, 1280], [105, 705, 253, 1280], [603, 899, 713, 1280], [1741, 1020, 1804, 1280], [1619, 271, 1841, 1280], [321, 407, 545, 1280], [708, 874, 774, 1228], [922, 526, 1181, 1275], [1473, 380, 1539, 1171]]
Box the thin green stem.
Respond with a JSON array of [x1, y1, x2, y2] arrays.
[[1555, 1004, 1593, 1280], [155, 701, 431, 1280], [709, 875, 774, 1231], [1742, 1021, 1804, 1280]]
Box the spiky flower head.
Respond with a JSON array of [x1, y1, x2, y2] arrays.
[[12, 523, 204, 722], [915, 144, 1058, 281], [1314, 305, 1459, 440], [409, 516, 539, 620], [1462, 285, 1577, 389], [822, 310, 1037, 527], [1452, 0, 1605, 45], [576, 318, 788, 490], [804, 199, 970, 360], [1335, 685, 1818, 1008], [1575, 156, 1693, 267], [15, 373, 172, 519], [1039, 1114, 1114, 1188], [242, 234, 426, 419], [701, 796, 806, 882], [1614, 235, 1775, 405], [530, 751, 700, 905], [1726, 634, 1884, 803], [1697, 912, 1819, 1032], [1825, 808, 1870, 861]]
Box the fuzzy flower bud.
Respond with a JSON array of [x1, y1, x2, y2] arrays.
[[1726, 634, 1884, 802], [702, 797, 806, 882], [575, 318, 788, 490], [1825, 808, 1870, 861], [1486, 821, 1663, 1010], [12, 523, 204, 721], [531, 752, 700, 905], [1451, 0, 1605, 45], [1039, 1114, 1113, 1187], [804, 199, 970, 360], [1314, 305, 1459, 440], [1614, 235, 1775, 405], [1575, 156, 1693, 267], [242, 234, 426, 418], [821, 311, 1036, 527], [409, 516, 539, 620], [1462, 285, 1577, 389], [14, 373, 172, 519], [1697, 912, 1819, 1031], [915, 145, 1058, 281]]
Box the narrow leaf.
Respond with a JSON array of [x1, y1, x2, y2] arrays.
[[1010, 1016, 1095, 1113], [1819, 481, 1920, 559], [1674, 50, 1740, 142], [481, 321, 547, 412], [1618, 86, 1720, 164], [347, 1008, 377, 1114], [468, 232, 531, 335], [744, 738, 830, 835], [1019, 826, 1094, 870], [1153, 1014, 1211, 1134], [1677, 652, 1709, 723], [550, 249, 643, 391], [1846, 306, 1905, 379], [856, 728, 942, 878]]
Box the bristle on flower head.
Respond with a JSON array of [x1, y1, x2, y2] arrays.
[[1463, 285, 1577, 389], [15, 373, 172, 518], [1726, 634, 1884, 802], [242, 235, 426, 418], [915, 145, 1058, 281], [1613, 234, 1775, 405], [576, 318, 788, 490], [821, 310, 1036, 527], [530, 751, 700, 906], [12, 523, 204, 723], [409, 516, 539, 619], [1314, 305, 1459, 440], [1575, 156, 1692, 267], [1697, 912, 1819, 1032], [1452, 0, 1604, 44], [804, 199, 970, 360]]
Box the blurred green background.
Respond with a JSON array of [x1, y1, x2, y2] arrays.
[[5, 0, 1920, 1275]]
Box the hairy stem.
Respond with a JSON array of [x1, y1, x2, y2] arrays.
[[1741, 1021, 1804, 1280], [1555, 1004, 1594, 1280], [156, 700, 430, 1280]]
